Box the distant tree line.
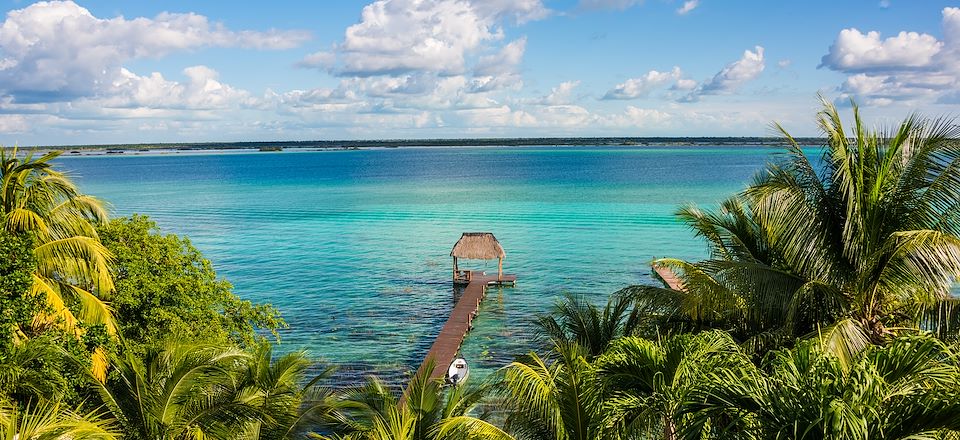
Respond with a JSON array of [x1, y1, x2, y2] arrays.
[[15, 136, 828, 153]]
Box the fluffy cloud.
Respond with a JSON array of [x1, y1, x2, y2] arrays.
[[683, 46, 765, 101], [676, 0, 699, 15], [294, 0, 547, 122], [820, 29, 942, 71], [539, 81, 580, 105], [672, 79, 698, 90], [603, 67, 684, 99], [306, 0, 545, 77], [99, 66, 257, 110], [822, 7, 960, 105], [0, 1, 309, 102], [0, 114, 27, 133], [474, 37, 527, 76], [458, 105, 536, 127]]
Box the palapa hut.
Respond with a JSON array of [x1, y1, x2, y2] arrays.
[[450, 232, 506, 283]]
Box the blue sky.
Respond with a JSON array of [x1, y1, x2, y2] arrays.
[[0, 0, 956, 145]]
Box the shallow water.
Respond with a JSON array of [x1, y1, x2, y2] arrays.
[[61, 145, 783, 383]]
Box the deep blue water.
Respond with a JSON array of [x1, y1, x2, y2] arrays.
[[60, 145, 783, 383]]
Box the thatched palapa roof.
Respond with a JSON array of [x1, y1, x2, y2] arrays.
[[450, 232, 505, 260]]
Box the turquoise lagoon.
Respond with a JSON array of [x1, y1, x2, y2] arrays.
[[60, 146, 783, 383]]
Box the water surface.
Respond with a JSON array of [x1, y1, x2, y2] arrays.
[[61, 146, 781, 383]]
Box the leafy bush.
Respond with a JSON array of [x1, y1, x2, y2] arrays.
[[98, 215, 284, 356]]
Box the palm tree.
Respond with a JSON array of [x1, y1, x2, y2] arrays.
[[489, 342, 605, 440], [0, 399, 119, 440], [593, 331, 754, 440], [534, 293, 642, 359], [686, 333, 960, 439], [0, 147, 115, 380], [627, 98, 960, 354], [0, 337, 67, 403], [318, 359, 493, 440], [93, 342, 261, 439], [622, 195, 812, 352], [236, 344, 339, 440]]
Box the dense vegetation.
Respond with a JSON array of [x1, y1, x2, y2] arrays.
[[97, 215, 283, 356], [2, 100, 960, 439]]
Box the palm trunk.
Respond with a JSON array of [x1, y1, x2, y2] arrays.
[[663, 415, 676, 440]]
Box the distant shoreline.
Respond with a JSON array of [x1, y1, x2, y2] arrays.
[[8, 137, 824, 156]]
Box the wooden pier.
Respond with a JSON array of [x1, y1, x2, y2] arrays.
[[400, 232, 514, 405], [411, 270, 516, 384]]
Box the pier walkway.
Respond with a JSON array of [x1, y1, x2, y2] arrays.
[[412, 271, 516, 384]]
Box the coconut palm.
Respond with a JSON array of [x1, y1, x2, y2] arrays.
[[686, 334, 960, 439], [317, 359, 493, 440], [593, 331, 755, 440], [622, 195, 812, 352], [93, 342, 262, 440], [487, 342, 606, 440], [626, 99, 960, 355], [534, 293, 643, 359], [0, 399, 119, 440], [0, 337, 67, 403], [236, 344, 340, 440], [0, 147, 115, 380]]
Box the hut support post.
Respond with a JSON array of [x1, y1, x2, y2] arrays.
[[453, 256, 458, 282], [498, 257, 503, 281]]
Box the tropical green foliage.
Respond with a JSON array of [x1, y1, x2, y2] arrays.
[[0, 337, 68, 404], [494, 343, 605, 440], [687, 335, 960, 439], [94, 343, 255, 439], [0, 399, 119, 440], [318, 359, 495, 440], [626, 99, 960, 354], [595, 331, 753, 439], [93, 341, 331, 440], [0, 147, 115, 381], [239, 344, 339, 440], [97, 215, 284, 356], [535, 293, 642, 358], [0, 228, 37, 344], [0, 230, 113, 407]]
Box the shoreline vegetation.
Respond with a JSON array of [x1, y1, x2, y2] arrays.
[[4, 100, 960, 438], [4, 136, 825, 157]]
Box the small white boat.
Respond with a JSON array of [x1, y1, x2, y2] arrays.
[[446, 357, 469, 386]]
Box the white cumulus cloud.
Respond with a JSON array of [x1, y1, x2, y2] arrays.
[[603, 67, 684, 99], [822, 7, 960, 105], [539, 80, 581, 105], [474, 38, 527, 76], [683, 46, 765, 101], [0, 1, 309, 102], [308, 0, 545, 77], [100, 66, 258, 110], [820, 29, 942, 71]]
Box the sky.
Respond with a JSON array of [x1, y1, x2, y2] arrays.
[[0, 0, 956, 145]]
